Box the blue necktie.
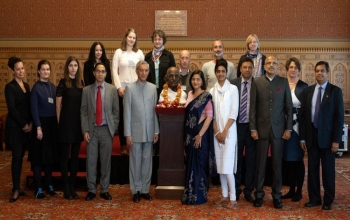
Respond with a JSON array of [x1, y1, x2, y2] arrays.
[[313, 87, 322, 128], [239, 82, 248, 123]]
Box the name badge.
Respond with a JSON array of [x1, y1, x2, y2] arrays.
[[128, 60, 134, 67], [48, 97, 54, 104]]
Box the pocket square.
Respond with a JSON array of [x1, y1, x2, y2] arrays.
[[277, 88, 283, 93]]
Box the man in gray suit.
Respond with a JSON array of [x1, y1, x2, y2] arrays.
[[81, 62, 119, 201], [124, 61, 159, 203], [250, 55, 293, 209]]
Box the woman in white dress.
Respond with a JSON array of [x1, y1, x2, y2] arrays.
[[112, 28, 144, 154], [210, 58, 239, 209]]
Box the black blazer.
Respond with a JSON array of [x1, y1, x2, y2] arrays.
[[145, 49, 176, 88], [294, 80, 308, 101], [5, 79, 32, 128], [249, 75, 293, 139], [299, 82, 344, 149], [237, 53, 266, 78], [83, 60, 112, 86]]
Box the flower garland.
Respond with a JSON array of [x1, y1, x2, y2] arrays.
[[158, 83, 182, 108]]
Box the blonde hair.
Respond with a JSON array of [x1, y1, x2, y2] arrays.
[[245, 34, 260, 51]]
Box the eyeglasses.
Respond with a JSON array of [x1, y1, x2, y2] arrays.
[[95, 70, 106, 74], [266, 62, 278, 66]]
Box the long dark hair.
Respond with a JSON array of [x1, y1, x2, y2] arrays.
[[189, 70, 207, 91], [87, 42, 110, 65], [64, 56, 83, 89]]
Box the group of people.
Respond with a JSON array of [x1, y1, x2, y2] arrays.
[[5, 31, 344, 212]]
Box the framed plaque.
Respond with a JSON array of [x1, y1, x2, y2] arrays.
[[155, 10, 187, 36]]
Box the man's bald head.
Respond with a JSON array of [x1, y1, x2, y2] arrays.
[[179, 50, 191, 70]]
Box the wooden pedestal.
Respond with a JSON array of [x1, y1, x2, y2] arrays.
[[155, 107, 186, 200]]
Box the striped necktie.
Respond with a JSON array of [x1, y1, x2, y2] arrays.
[[239, 82, 248, 123]]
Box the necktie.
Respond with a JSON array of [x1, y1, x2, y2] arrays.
[[239, 82, 248, 123], [313, 87, 322, 128], [96, 85, 102, 126]]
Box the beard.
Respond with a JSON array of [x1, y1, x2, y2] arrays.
[[214, 51, 224, 59]]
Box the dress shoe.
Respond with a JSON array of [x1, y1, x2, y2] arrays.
[[133, 192, 141, 203], [236, 195, 240, 201], [253, 198, 263, 207], [13, 188, 27, 196], [63, 185, 72, 200], [35, 188, 46, 199], [85, 192, 96, 201], [9, 190, 19, 203], [281, 191, 295, 199], [100, 192, 112, 200], [291, 192, 302, 202], [70, 185, 79, 199], [273, 199, 283, 209], [244, 194, 254, 203], [141, 193, 152, 201], [322, 203, 332, 210], [46, 185, 57, 197], [305, 201, 322, 208]]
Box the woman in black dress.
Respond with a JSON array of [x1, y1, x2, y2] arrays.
[[30, 60, 58, 199], [56, 56, 84, 199], [5, 57, 32, 203], [84, 42, 112, 86]]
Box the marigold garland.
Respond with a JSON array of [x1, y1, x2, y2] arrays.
[[158, 83, 183, 108]]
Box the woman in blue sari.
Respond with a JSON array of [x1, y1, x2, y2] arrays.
[[182, 70, 215, 205]]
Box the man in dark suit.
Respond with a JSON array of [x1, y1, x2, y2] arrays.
[[81, 63, 119, 201], [250, 55, 293, 209], [299, 61, 344, 210], [231, 56, 256, 203]]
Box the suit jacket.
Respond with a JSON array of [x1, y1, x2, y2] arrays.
[[231, 76, 253, 123], [5, 79, 32, 128], [80, 82, 119, 138], [249, 75, 293, 139], [83, 60, 112, 86], [299, 82, 344, 149], [294, 80, 308, 102], [145, 49, 176, 88], [123, 80, 159, 142]]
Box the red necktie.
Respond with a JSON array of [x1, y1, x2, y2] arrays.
[[96, 85, 102, 126]]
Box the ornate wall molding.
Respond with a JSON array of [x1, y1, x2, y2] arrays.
[[1, 45, 349, 115]]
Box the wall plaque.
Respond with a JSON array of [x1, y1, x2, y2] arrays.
[[155, 10, 187, 36]]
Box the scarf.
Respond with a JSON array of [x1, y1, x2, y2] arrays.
[[247, 51, 263, 78], [152, 45, 164, 62]]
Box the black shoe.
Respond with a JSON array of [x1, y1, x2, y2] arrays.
[[69, 185, 79, 199], [291, 192, 302, 202], [9, 190, 19, 203], [46, 185, 57, 197], [63, 185, 72, 200], [100, 192, 112, 200], [253, 198, 263, 207], [281, 191, 295, 199], [133, 191, 141, 203], [305, 201, 322, 208], [85, 192, 96, 201], [141, 193, 152, 201], [322, 203, 332, 210], [273, 199, 283, 209], [35, 188, 46, 199], [244, 194, 254, 203]]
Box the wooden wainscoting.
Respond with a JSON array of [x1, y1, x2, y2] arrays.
[[0, 41, 349, 115]]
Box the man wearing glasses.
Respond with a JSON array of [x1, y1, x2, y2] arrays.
[[249, 56, 293, 209], [81, 63, 119, 201]]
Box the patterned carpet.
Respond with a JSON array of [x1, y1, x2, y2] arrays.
[[1, 151, 350, 219]]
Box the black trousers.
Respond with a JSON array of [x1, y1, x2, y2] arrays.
[[60, 142, 81, 185], [11, 142, 26, 190], [307, 127, 335, 204], [235, 123, 256, 196], [254, 129, 284, 199]]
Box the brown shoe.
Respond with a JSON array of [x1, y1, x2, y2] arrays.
[[215, 197, 229, 205], [226, 201, 238, 209]]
